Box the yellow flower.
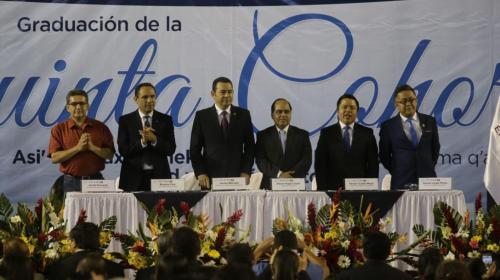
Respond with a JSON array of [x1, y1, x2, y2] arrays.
[[99, 231, 112, 246], [208, 250, 220, 259], [487, 244, 500, 253], [128, 251, 148, 269], [103, 253, 115, 261], [201, 242, 212, 254], [20, 235, 35, 255], [60, 239, 75, 254], [471, 235, 482, 242], [324, 230, 337, 240], [147, 222, 159, 238]]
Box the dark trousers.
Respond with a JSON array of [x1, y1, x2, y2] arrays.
[[62, 173, 104, 193], [138, 170, 154, 192]]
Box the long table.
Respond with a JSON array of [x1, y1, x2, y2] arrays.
[[64, 190, 466, 253]]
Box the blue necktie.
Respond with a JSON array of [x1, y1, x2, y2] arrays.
[[407, 118, 418, 147], [343, 126, 351, 150], [279, 129, 287, 154]]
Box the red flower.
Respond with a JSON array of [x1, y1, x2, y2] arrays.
[[34, 198, 43, 220], [132, 244, 148, 255], [38, 233, 48, 243], [226, 209, 243, 226], [490, 217, 500, 243], [475, 193, 482, 215], [154, 199, 167, 215], [77, 209, 87, 224], [332, 189, 341, 206], [180, 201, 190, 217], [450, 236, 466, 254], [307, 203, 317, 230], [48, 229, 64, 241], [441, 204, 458, 233], [214, 227, 227, 250]]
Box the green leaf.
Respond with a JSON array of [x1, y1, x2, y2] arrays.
[[316, 204, 332, 231], [412, 224, 426, 238], [0, 193, 13, 221], [99, 216, 117, 232]]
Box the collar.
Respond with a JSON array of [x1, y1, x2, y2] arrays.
[[138, 110, 154, 119], [276, 125, 290, 133], [339, 121, 354, 130], [68, 117, 91, 128], [400, 112, 418, 122], [215, 104, 231, 116]]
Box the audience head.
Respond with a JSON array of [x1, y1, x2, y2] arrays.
[[155, 253, 190, 280], [212, 264, 256, 280], [75, 252, 108, 280], [227, 243, 253, 267], [435, 260, 473, 280], [171, 226, 201, 261], [466, 257, 486, 280], [157, 229, 174, 256], [273, 229, 298, 251], [70, 222, 100, 251], [363, 231, 391, 260], [418, 247, 443, 280], [271, 249, 300, 280], [0, 238, 35, 280]]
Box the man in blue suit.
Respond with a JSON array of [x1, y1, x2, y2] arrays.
[[379, 84, 440, 189]]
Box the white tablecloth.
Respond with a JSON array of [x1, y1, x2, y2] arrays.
[[64, 190, 466, 252]]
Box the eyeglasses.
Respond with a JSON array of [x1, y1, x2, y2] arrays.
[[397, 98, 417, 105], [68, 102, 88, 107]]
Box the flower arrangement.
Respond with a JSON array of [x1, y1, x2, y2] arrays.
[[0, 193, 116, 272], [413, 193, 500, 260], [112, 199, 249, 269], [272, 191, 416, 273]]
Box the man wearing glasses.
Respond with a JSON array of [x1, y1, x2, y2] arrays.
[[48, 89, 115, 193], [379, 84, 441, 189]]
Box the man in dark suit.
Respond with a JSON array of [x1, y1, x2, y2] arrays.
[[337, 231, 412, 280], [45, 222, 124, 280], [379, 84, 440, 189], [118, 82, 176, 192], [190, 77, 255, 189], [256, 98, 312, 189], [314, 94, 379, 190]]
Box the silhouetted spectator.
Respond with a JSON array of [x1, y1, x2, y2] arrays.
[[418, 247, 443, 280]]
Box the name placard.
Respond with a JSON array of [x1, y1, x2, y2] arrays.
[[151, 179, 185, 192], [81, 180, 116, 193], [344, 178, 379, 191], [212, 177, 249, 191], [271, 178, 306, 191], [419, 177, 452, 190]]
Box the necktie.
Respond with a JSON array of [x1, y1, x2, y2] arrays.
[[279, 129, 287, 154], [343, 126, 351, 150], [221, 111, 229, 135], [144, 116, 151, 128], [407, 118, 418, 147]]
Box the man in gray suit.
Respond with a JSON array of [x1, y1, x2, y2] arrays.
[[256, 98, 312, 189]]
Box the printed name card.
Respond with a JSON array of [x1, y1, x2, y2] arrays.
[[212, 177, 249, 191], [418, 177, 452, 190], [271, 178, 306, 191], [81, 180, 116, 193], [344, 178, 379, 191], [151, 179, 185, 192]]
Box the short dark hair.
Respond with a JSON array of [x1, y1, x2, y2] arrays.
[[134, 82, 156, 97], [363, 231, 391, 260], [393, 84, 416, 100], [212, 77, 233, 92], [336, 94, 359, 111], [227, 243, 253, 267], [170, 226, 201, 261], [66, 89, 88, 105], [418, 247, 443, 280], [157, 229, 174, 256], [274, 230, 298, 250], [271, 98, 292, 114], [75, 252, 107, 279], [70, 222, 100, 251]]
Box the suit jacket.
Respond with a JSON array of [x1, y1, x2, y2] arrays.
[[45, 250, 124, 280], [256, 125, 312, 189], [190, 105, 255, 178], [118, 110, 176, 191], [379, 113, 440, 189], [314, 123, 379, 190], [336, 260, 412, 280]]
